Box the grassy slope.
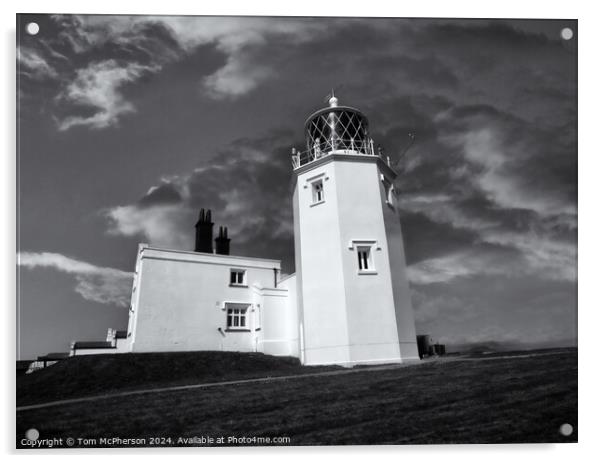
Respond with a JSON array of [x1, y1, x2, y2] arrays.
[[17, 351, 339, 406], [16, 349, 577, 445]]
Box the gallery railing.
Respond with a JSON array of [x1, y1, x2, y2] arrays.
[[291, 138, 390, 169]]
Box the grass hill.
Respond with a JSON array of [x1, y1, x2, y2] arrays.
[[16, 348, 577, 446], [17, 351, 339, 407]]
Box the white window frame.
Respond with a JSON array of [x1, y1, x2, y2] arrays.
[[349, 240, 379, 275], [229, 269, 247, 287], [226, 305, 250, 330]]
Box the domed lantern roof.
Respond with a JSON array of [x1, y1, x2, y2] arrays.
[[304, 96, 370, 157]]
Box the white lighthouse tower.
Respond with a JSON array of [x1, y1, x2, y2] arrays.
[[291, 95, 420, 366]]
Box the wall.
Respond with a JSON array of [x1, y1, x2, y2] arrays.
[[334, 157, 404, 365], [257, 274, 298, 356], [114, 338, 129, 353], [72, 348, 117, 356], [293, 154, 418, 366], [260, 278, 299, 357], [294, 159, 351, 366], [130, 247, 283, 353], [379, 169, 421, 361]]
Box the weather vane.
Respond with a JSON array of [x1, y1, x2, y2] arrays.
[[323, 84, 344, 104]]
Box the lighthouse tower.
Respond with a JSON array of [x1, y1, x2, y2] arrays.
[[291, 95, 419, 366]]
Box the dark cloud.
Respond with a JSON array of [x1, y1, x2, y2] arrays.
[[106, 130, 296, 271], [138, 183, 183, 208], [401, 211, 479, 266], [412, 274, 577, 348]]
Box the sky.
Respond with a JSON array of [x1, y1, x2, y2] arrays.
[[16, 14, 577, 359]]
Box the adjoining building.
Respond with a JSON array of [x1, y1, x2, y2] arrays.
[[69, 96, 420, 367], [416, 334, 446, 359]]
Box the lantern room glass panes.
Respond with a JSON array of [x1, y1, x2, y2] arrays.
[[305, 108, 369, 156]]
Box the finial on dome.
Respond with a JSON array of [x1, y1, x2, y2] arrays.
[[323, 87, 340, 107]]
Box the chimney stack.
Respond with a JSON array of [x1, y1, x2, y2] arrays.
[[215, 226, 231, 255], [194, 208, 214, 253]]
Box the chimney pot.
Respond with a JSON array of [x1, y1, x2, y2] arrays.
[[194, 208, 214, 253], [215, 224, 231, 255]]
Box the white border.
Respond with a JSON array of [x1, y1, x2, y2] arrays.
[[4, 1, 597, 461]]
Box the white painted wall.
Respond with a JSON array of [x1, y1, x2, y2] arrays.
[[72, 348, 117, 356], [130, 247, 285, 353], [379, 173, 421, 361], [114, 338, 129, 353], [257, 274, 299, 357], [294, 160, 351, 366], [293, 153, 418, 366], [335, 157, 404, 365]]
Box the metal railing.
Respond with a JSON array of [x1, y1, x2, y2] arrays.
[[291, 138, 390, 169]]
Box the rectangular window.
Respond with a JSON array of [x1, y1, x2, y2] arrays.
[[383, 178, 392, 204], [230, 269, 246, 286], [226, 307, 248, 329], [357, 246, 372, 271], [312, 180, 324, 204]]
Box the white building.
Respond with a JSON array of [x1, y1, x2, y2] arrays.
[[73, 96, 420, 367]]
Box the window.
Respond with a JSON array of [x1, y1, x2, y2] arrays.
[[349, 240, 378, 274], [230, 269, 246, 286], [226, 307, 248, 329], [382, 176, 396, 206], [357, 246, 373, 271], [312, 180, 324, 204]]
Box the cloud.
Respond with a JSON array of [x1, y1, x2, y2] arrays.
[[404, 215, 575, 286], [50, 15, 329, 101], [104, 131, 296, 267], [203, 57, 272, 99], [436, 106, 576, 219], [21, 15, 332, 130], [408, 252, 493, 285], [483, 229, 576, 282], [17, 47, 58, 79], [18, 252, 132, 307], [56, 59, 160, 130], [411, 288, 473, 324], [23, 17, 577, 133], [410, 271, 577, 348], [141, 16, 328, 98], [407, 244, 522, 285], [106, 204, 192, 251], [17, 17, 577, 351], [384, 94, 576, 288]]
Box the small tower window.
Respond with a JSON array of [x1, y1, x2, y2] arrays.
[[312, 180, 324, 204], [350, 240, 378, 274], [382, 176, 396, 206], [230, 269, 246, 286], [357, 246, 373, 271]]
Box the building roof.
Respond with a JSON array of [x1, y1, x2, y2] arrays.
[[278, 272, 296, 284], [115, 330, 127, 339], [72, 341, 114, 350], [37, 352, 70, 360], [140, 245, 282, 269]]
